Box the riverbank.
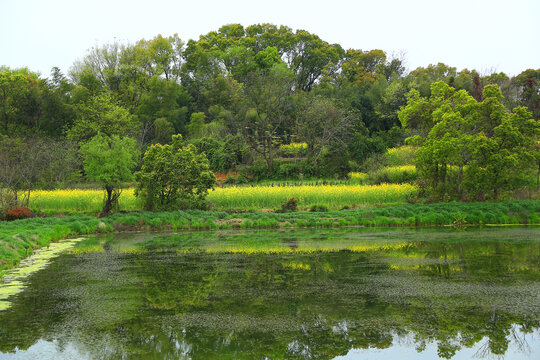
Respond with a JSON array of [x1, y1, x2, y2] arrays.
[[2, 200, 540, 277]]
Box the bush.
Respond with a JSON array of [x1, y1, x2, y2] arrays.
[[0, 189, 17, 219], [371, 166, 417, 184], [280, 197, 298, 212], [279, 142, 308, 158], [5, 207, 36, 221], [348, 172, 369, 184], [241, 159, 322, 181], [223, 173, 250, 185], [278, 162, 304, 179], [309, 204, 328, 212], [385, 146, 417, 166], [192, 137, 231, 172]]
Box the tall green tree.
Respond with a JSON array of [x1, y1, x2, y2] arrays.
[[67, 93, 139, 143], [296, 95, 359, 161], [135, 134, 216, 210], [514, 69, 540, 120], [79, 133, 139, 216], [399, 81, 539, 200], [241, 64, 295, 173], [0, 69, 35, 135]]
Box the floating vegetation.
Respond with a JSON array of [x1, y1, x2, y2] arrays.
[[0, 237, 84, 311]]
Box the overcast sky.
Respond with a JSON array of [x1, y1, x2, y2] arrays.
[[1, 0, 538, 78]]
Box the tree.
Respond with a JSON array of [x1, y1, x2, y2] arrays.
[[340, 49, 387, 85], [186, 112, 206, 139], [153, 117, 175, 145], [67, 93, 139, 143], [409, 63, 457, 96], [296, 95, 359, 161], [0, 69, 34, 135], [399, 81, 540, 200], [514, 69, 540, 120], [135, 76, 190, 144], [135, 134, 216, 210], [287, 30, 344, 91], [0, 136, 80, 213], [70, 42, 124, 91], [79, 133, 139, 216], [241, 64, 295, 173]]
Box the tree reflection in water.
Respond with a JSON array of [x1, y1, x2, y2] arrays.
[[0, 227, 539, 359]]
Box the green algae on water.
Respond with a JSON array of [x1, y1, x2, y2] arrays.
[[0, 237, 84, 311]]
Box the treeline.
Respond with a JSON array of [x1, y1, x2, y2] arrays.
[[1, 23, 539, 197]]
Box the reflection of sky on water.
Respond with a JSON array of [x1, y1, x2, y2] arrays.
[[0, 340, 86, 360], [335, 328, 540, 360], [1, 329, 539, 360]]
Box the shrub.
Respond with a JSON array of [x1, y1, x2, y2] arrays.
[[371, 166, 417, 184], [191, 137, 232, 172], [223, 173, 250, 185], [279, 142, 308, 158], [385, 145, 417, 166], [280, 197, 298, 212], [348, 172, 369, 184], [309, 204, 328, 212], [5, 207, 36, 221]]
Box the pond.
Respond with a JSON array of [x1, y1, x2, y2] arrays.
[[0, 227, 539, 359]]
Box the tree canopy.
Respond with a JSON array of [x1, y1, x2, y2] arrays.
[[1, 23, 539, 206], [399, 81, 539, 200]]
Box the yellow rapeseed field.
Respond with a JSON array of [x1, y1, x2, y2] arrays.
[[30, 188, 139, 214], [207, 183, 417, 210], [29, 183, 417, 213]]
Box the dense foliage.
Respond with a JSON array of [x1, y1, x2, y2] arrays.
[[0, 23, 539, 215], [135, 135, 216, 210], [79, 133, 139, 216], [399, 81, 539, 200]]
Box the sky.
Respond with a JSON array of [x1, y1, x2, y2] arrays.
[[1, 0, 539, 78]]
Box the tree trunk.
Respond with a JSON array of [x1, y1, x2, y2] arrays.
[[457, 165, 463, 200], [100, 185, 120, 217], [537, 163, 540, 190], [100, 186, 114, 217], [266, 155, 273, 174], [433, 163, 439, 190]]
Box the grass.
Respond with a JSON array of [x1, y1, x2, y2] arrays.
[[2, 200, 540, 277]]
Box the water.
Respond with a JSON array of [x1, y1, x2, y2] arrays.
[[0, 227, 539, 359]]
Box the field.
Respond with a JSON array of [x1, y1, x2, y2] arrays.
[[28, 183, 418, 214]]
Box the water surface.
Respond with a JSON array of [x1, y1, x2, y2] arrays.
[[0, 227, 539, 359]]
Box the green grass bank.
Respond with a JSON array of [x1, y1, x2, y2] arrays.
[[2, 200, 540, 278]]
